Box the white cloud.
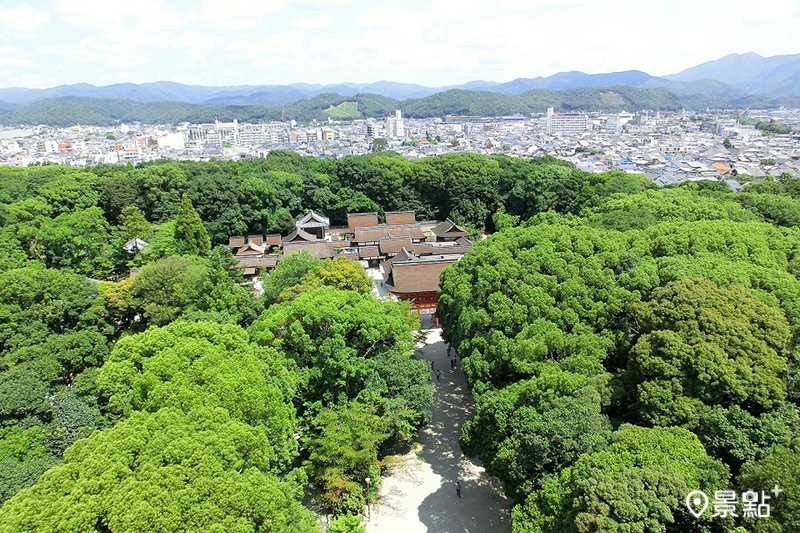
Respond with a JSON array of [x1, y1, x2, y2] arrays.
[[353, 6, 423, 29], [288, 0, 352, 6], [54, 0, 136, 27], [0, 3, 51, 36], [0, 45, 29, 66], [174, 31, 224, 50], [3, 0, 799, 88], [291, 14, 332, 28], [428, 0, 482, 20], [226, 33, 306, 70], [53, 0, 188, 30], [199, 0, 282, 29]]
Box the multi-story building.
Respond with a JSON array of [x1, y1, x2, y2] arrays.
[[188, 120, 289, 147], [546, 107, 589, 134], [386, 110, 405, 139]]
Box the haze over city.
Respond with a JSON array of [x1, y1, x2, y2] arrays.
[[1, 0, 798, 88]]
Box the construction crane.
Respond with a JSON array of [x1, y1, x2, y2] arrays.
[[736, 106, 750, 125]]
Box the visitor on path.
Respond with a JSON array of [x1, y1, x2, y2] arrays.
[[436, 369, 441, 382], [455, 481, 461, 498]]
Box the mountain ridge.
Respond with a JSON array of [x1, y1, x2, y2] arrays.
[[3, 52, 799, 108], [666, 52, 800, 96], [1, 86, 797, 128]]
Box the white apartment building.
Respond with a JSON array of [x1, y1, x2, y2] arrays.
[[546, 107, 589, 134], [386, 110, 405, 139], [188, 120, 289, 147]]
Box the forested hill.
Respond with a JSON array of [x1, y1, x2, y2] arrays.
[[0, 151, 799, 532], [1, 86, 797, 126]]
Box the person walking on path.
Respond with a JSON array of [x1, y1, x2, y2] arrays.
[[455, 481, 461, 498], [436, 369, 441, 382]]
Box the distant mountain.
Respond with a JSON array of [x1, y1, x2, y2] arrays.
[[3, 51, 800, 127], [659, 79, 748, 99], [0, 82, 273, 106], [5, 85, 795, 128], [483, 70, 748, 100], [345, 81, 441, 100], [201, 87, 308, 107], [3, 52, 800, 109], [489, 70, 659, 94], [667, 52, 800, 97], [448, 80, 500, 92]]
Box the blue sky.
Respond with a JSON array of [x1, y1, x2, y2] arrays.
[[1, 0, 797, 89]]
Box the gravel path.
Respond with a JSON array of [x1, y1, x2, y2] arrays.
[[364, 324, 512, 533]]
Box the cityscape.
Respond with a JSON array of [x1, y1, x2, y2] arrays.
[[3, 107, 799, 187]]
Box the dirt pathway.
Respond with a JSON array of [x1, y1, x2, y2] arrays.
[[364, 324, 512, 533]]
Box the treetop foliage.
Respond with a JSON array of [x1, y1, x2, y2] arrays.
[[0, 408, 320, 533], [2, 152, 800, 529]]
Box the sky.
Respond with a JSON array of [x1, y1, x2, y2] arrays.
[[1, 0, 798, 89]]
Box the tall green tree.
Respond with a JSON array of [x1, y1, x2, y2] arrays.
[[117, 205, 151, 241], [173, 194, 210, 255], [106, 255, 262, 329], [96, 321, 298, 471], [737, 440, 800, 533], [625, 278, 791, 429], [0, 408, 320, 533], [249, 286, 431, 434], [513, 425, 730, 533]]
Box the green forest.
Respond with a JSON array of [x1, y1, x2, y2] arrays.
[[0, 151, 799, 532], [1, 86, 796, 126]]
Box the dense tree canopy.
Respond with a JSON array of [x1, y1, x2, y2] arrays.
[[249, 286, 430, 432], [513, 425, 730, 533], [0, 408, 320, 533], [2, 153, 800, 529], [439, 213, 800, 531], [105, 253, 263, 330], [249, 286, 430, 512], [625, 278, 790, 428], [737, 439, 800, 533], [95, 321, 298, 471], [174, 194, 211, 256]]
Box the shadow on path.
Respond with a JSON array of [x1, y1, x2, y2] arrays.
[[365, 323, 512, 533]]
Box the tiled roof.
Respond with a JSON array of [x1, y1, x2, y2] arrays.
[[358, 246, 380, 259], [353, 224, 425, 243], [387, 260, 452, 294], [347, 212, 379, 232], [235, 242, 266, 255], [282, 240, 332, 259], [412, 243, 433, 255], [379, 236, 413, 255], [432, 218, 469, 238], [385, 211, 416, 226], [296, 210, 330, 228], [283, 228, 318, 243], [264, 234, 282, 246]]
